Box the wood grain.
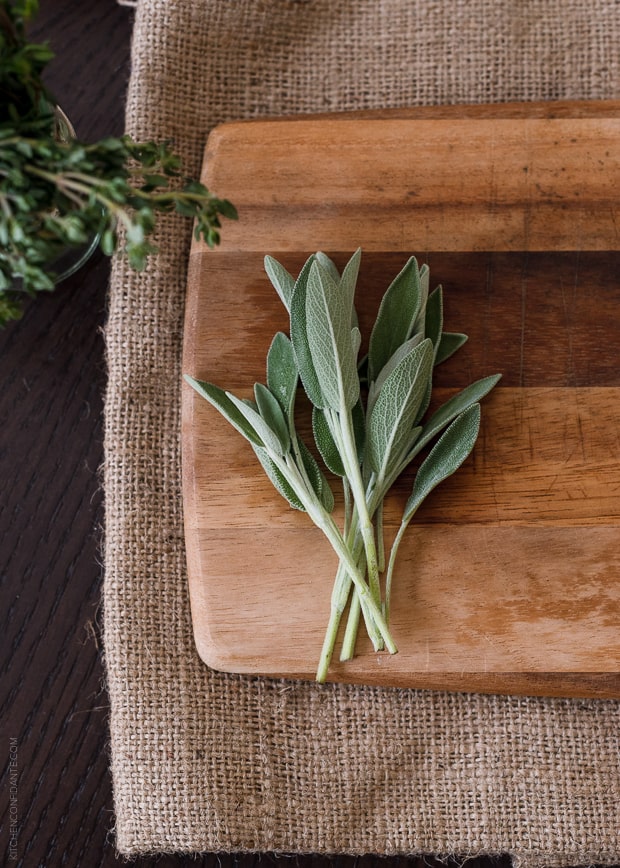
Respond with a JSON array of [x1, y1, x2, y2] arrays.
[[183, 104, 620, 698], [203, 109, 619, 253]]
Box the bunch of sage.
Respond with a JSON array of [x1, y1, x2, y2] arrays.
[[185, 250, 500, 681]]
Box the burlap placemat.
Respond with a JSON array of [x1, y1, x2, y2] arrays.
[[103, 1, 620, 862]]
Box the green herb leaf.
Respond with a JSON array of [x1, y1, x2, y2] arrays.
[[417, 373, 501, 451], [0, 5, 236, 326], [266, 331, 298, 419], [402, 403, 481, 522], [435, 331, 468, 365], [411, 263, 430, 335], [264, 256, 295, 312], [312, 405, 345, 476], [351, 326, 362, 360], [424, 284, 443, 359], [367, 256, 422, 383], [254, 382, 290, 452], [367, 333, 424, 416], [339, 247, 361, 327], [252, 446, 306, 511], [225, 390, 287, 456], [312, 399, 365, 477], [367, 338, 434, 479], [315, 251, 341, 282], [297, 438, 335, 513], [183, 375, 264, 446], [390, 425, 423, 476], [305, 260, 360, 412], [289, 254, 325, 408]]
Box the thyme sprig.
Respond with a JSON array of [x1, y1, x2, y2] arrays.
[[0, 0, 237, 325], [186, 251, 500, 682]]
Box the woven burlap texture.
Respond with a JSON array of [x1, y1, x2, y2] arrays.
[[104, 0, 620, 863]]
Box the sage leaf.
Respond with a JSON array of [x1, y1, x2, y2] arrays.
[[411, 263, 430, 335], [367, 256, 422, 383], [297, 438, 335, 513], [435, 331, 468, 365], [225, 390, 286, 456], [351, 326, 362, 360], [402, 403, 481, 523], [414, 381, 433, 427], [252, 446, 306, 511], [391, 425, 423, 476], [417, 373, 501, 451], [184, 375, 264, 446], [266, 332, 298, 419], [290, 254, 325, 408], [384, 403, 481, 622], [305, 260, 360, 412], [264, 256, 295, 312], [254, 383, 290, 452], [339, 248, 361, 328], [316, 251, 341, 282], [424, 285, 443, 359], [316, 249, 361, 327], [313, 400, 365, 477], [367, 333, 424, 417], [312, 406, 345, 477], [367, 338, 434, 479]]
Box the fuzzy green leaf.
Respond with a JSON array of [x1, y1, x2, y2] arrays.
[[389, 425, 423, 480], [264, 256, 295, 312], [417, 374, 501, 451], [367, 256, 422, 383], [312, 400, 365, 477], [424, 285, 443, 359], [367, 338, 434, 479], [305, 260, 360, 412], [351, 326, 362, 360], [184, 375, 264, 446], [297, 438, 335, 513], [367, 333, 424, 416], [435, 331, 468, 365], [252, 446, 306, 511], [225, 390, 287, 456], [289, 254, 325, 408], [411, 263, 430, 335], [254, 382, 290, 452], [266, 332, 298, 419], [312, 406, 345, 476], [339, 247, 361, 328], [315, 251, 341, 282], [414, 381, 433, 427], [403, 403, 481, 523]]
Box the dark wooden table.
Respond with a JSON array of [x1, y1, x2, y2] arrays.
[[0, 3, 611, 867]]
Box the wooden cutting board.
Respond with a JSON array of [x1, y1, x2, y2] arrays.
[[182, 101, 620, 698]]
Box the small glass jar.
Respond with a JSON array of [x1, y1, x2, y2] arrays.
[[48, 106, 102, 282]]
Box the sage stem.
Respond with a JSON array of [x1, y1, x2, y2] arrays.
[[384, 518, 411, 625], [329, 407, 382, 618], [273, 451, 397, 660], [340, 592, 361, 661]]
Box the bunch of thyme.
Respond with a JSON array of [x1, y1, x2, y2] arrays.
[[186, 250, 500, 681], [0, 0, 236, 325]]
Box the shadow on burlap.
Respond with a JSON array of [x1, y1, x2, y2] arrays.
[[104, 1, 620, 863]]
